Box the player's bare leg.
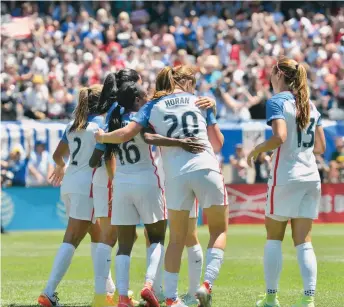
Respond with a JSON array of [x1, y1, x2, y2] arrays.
[[256, 217, 288, 307], [196, 205, 228, 307], [291, 218, 316, 307], [38, 218, 91, 307]]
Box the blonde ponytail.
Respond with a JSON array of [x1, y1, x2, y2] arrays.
[[70, 87, 89, 132], [275, 57, 310, 130], [294, 64, 310, 131]]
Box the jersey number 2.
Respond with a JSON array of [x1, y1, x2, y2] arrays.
[[164, 111, 199, 138], [297, 118, 315, 148], [71, 137, 81, 165]]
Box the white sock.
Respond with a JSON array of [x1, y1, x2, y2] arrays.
[[153, 246, 164, 295], [94, 243, 113, 294], [106, 265, 116, 294], [204, 248, 224, 286], [187, 244, 203, 296], [296, 242, 317, 297], [264, 240, 282, 298], [91, 242, 98, 274], [164, 271, 179, 300], [116, 255, 130, 296], [146, 247, 153, 270], [44, 243, 75, 297], [146, 243, 163, 285]]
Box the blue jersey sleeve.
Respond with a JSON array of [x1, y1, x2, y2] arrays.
[[61, 130, 68, 144], [132, 101, 156, 128], [88, 115, 105, 129], [95, 142, 106, 152], [206, 108, 217, 126], [266, 97, 285, 126]]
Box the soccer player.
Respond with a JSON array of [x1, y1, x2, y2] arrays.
[[247, 57, 326, 307], [38, 85, 105, 307], [94, 81, 207, 307], [95, 66, 228, 307], [89, 70, 141, 307]]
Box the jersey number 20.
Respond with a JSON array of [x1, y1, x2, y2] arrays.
[[297, 118, 315, 148], [164, 111, 199, 138]]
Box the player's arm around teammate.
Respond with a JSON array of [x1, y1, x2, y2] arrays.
[[247, 57, 325, 307]]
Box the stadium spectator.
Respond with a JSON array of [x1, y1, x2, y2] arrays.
[[230, 144, 248, 184], [2, 144, 31, 187], [23, 75, 49, 119], [1, 73, 22, 121], [27, 140, 54, 187], [331, 137, 344, 161]]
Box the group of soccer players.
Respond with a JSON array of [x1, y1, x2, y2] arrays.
[[38, 56, 325, 307]]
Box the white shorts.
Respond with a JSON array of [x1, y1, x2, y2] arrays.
[[61, 193, 95, 223], [112, 183, 167, 226], [266, 182, 321, 221], [92, 181, 112, 218], [166, 169, 226, 212], [189, 200, 199, 219]]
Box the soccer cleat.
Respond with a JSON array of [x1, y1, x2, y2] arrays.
[[196, 282, 212, 307], [255, 293, 281, 307], [92, 294, 116, 307], [37, 292, 60, 307], [291, 296, 315, 307], [141, 284, 160, 307], [118, 295, 135, 307], [181, 293, 198, 306], [166, 298, 188, 306]]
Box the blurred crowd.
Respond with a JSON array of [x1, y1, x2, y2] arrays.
[[1, 1, 344, 122]]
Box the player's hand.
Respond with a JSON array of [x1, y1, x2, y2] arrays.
[[179, 137, 206, 154], [196, 96, 215, 110], [95, 129, 105, 143], [49, 165, 65, 187], [247, 148, 260, 168]]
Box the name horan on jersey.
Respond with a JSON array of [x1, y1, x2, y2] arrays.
[[165, 97, 190, 107]]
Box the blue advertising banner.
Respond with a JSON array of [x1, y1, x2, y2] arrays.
[[1, 187, 204, 231], [1, 187, 67, 231]]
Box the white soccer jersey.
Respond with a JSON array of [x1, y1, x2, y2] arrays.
[[61, 115, 104, 195], [266, 91, 322, 186], [133, 92, 220, 179], [113, 112, 163, 186]]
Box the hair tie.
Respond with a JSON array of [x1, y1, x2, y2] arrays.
[[295, 64, 299, 70], [120, 106, 125, 115]]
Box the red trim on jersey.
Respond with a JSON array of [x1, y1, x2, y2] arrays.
[[107, 179, 112, 218], [270, 147, 281, 214], [148, 145, 167, 219], [195, 198, 199, 217], [89, 168, 97, 198]]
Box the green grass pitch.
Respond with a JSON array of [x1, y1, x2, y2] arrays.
[[1, 225, 344, 307]]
